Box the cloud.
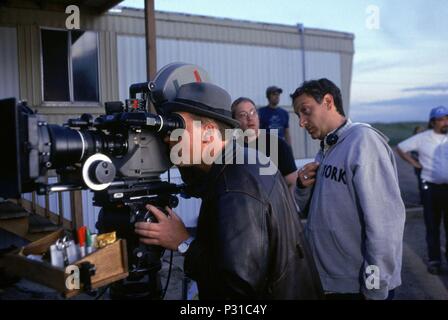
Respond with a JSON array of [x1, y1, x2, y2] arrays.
[[350, 93, 448, 123], [357, 93, 448, 108], [354, 59, 402, 74], [402, 83, 448, 93]]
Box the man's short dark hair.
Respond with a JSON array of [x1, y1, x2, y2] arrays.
[[290, 79, 345, 117], [231, 97, 256, 118]]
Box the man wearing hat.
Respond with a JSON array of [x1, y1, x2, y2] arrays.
[[134, 82, 323, 299], [397, 106, 448, 274], [258, 86, 292, 145]]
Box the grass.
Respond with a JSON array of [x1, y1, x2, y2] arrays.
[[370, 122, 428, 146]]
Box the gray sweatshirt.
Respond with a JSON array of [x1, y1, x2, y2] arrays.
[[295, 120, 406, 300]]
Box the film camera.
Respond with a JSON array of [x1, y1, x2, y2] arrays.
[[0, 63, 210, 299]]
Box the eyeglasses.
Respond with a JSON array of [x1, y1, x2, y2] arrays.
[[236, 109, 258, 120]]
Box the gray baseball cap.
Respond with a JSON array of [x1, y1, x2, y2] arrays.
[[266, 86, 283, 97]]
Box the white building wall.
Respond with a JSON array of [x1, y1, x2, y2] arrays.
[[117, 34, 147, 102], [117, 36, 342, 106], [156, 38, 342, 106], [0, 27, 19, 99]]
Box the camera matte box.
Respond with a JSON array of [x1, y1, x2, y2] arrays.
[[0, 97, 22, 198]]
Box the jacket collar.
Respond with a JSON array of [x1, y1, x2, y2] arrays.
[[199, 139, 240, 198]]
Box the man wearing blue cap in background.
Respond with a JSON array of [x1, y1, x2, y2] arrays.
[[397, 106, 448, 274]]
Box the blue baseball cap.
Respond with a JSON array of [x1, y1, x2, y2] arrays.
[[430, 106, 448, 120]]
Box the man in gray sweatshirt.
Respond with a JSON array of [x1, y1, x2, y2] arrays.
[[292, 79, 406, 300]]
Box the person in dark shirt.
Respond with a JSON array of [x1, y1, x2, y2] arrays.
[[231, 97, 298, 195], [134, 82, 323, 299], [258, 86, 291, 145]]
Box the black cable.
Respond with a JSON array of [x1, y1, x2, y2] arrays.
[[94, 284, 111, 300], [160, 160, 174, 300], [161, 250, 173, 300]]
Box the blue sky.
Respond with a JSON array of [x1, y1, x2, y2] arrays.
[[121, 0, 448, 123]]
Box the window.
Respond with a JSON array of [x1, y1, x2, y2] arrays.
[[41, 29, 99, 103]]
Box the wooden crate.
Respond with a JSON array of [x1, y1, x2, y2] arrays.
[[0, 229, 129, 298]]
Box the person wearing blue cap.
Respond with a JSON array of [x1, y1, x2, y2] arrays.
[[397, 106, 448, 275]]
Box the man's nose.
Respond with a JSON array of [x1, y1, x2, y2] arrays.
[[299, 117, 306, 128]]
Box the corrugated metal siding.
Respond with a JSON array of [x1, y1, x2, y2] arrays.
[[17, 24, 41, 105], [117, 34, 147, 101], [157, 38, 343, 108], [0, 27, 19, 99], [0, 7, 353, 53], [156, 39, 299, 106], [156, 19, 354, 53], [340, 53, 353, 116]]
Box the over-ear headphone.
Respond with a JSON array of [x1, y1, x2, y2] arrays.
[[321, 120, 348, 150]]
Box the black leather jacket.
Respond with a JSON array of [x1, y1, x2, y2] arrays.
[[184, 146, 323, 299]]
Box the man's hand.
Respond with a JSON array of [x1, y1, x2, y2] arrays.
[[396, 147, 422, 170], [297, 162, 320, 188], [134, 204, 190, 251]]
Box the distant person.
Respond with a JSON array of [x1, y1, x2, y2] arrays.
[[231, 97, 298, 195], [292, 78, 406, 300], [258, 86, 292, 145], [410, 125, 426, 204], [397, 106, 448, 275]]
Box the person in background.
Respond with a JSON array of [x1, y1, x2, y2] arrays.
[[231, 97, 298, 195], [397, 106, 448, 275], [410, 125, 426, 204], [258, 86, 292, 146]]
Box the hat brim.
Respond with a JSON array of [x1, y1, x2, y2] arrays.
[[431, 113, 448, 120], [267, 89, 283, 96], [162, 101, 240, 128]]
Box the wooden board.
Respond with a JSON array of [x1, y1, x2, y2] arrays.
[[0, 230, 129, 298]]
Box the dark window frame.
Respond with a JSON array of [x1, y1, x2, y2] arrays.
[[40, 27, 101, 106]]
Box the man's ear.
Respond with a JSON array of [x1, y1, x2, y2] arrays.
[[202, 122, 216, 143], [323, 94, 334, 110]]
